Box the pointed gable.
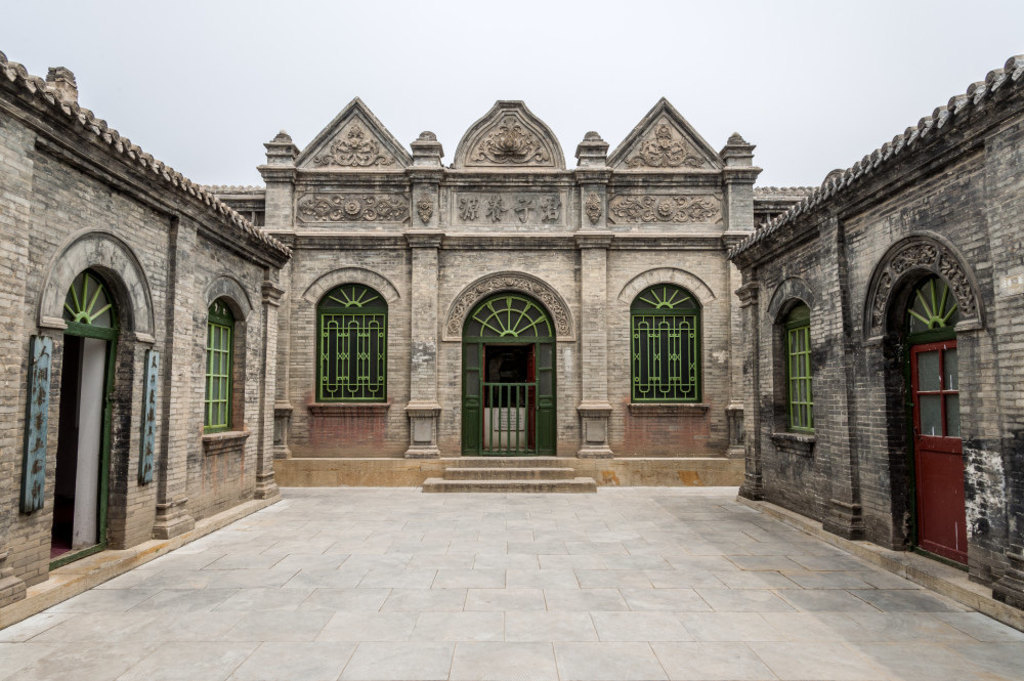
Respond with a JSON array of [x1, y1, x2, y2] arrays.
[[453, 101, 565, 170], [608, 98, 722, 171], [296, 98, 412, 170]]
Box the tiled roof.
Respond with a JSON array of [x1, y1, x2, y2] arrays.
[[731, 54, 1024, 259], [204, 185, 265, 194], [753, 186, 815, 200], [0, 52, 289, 260]]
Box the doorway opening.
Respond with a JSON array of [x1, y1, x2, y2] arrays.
[[51, 270, 117, 567]]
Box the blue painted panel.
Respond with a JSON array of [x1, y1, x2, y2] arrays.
[[138, 349, 159, 485], [21, 336, 53, 513]]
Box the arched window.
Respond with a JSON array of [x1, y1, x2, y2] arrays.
[[630, 284, 700, 402], [204, 299, 234, 432], [784, 303, 813, 432], [907, 274, 959, 339], [317, 284, 387, 401]]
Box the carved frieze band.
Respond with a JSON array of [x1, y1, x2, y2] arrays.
[[870, 240, 979, 332], [471, 115, 551, 166], [626, 121, 706, 169], [297, 193, 410, 223], [313, 123, 396, 167], [456, 192, 562, 225], [445, 274, 572, 339], [608, 195, 721, 224]]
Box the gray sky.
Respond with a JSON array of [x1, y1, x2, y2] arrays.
[[3, 0, 1023, 187]]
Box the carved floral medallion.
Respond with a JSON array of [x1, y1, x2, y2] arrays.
[[584, 193, 602, 225], [471, 115, 551, 166], [626, 122, 705, 169], [313, 123, 395, 167], [608, 195, 720, 224], [297, 193, 409, 223], [416, 196, 433, 224]]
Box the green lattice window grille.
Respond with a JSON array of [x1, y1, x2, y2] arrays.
[[463, 294, 554, 341], [630, 284, 700, 402], [204, 299, 234, 432], [785, 304, 813, 432], [318, 284, 387, 401], [63, 269, 118, 340], [907, 275, 959, 342]]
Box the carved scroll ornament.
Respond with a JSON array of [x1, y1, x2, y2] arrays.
[[313, 123, 395, 167], [608, 195, 720, 224], [446, 274, 572, 339], [626, 123, 705, 169], [471, 115, 551, 166], [297, 193, 409, 223], [869, 240, 978, 331], [585, 193, 602, 225]]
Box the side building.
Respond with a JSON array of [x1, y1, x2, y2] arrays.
[[216, 98, 805, 477], [0, 54, 289, 610], [729, 55, 1024, 609]]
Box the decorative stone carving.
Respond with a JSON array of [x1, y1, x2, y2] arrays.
[[416, 196, 433, 224], [585, 193, 602, 225], [608, 195, 721, 224], [297, 193, 409, 223], [446, 273, 572, 339], [313, 123, 395, 167], [626, 122, 705, 169], [455, 192, 562, 225], [869, 239, 979, 331], [471, 115, 551, 166]]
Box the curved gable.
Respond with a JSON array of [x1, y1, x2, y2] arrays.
[[453, 101, 565, 170]]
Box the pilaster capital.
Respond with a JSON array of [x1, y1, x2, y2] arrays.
[[735, 281, 759, 307], [262, 280, 286, 305], [405, 231, 444, 249], [575, 232, 613, 249]]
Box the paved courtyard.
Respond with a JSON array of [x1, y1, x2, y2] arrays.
[[1, 487, 1023, 681]]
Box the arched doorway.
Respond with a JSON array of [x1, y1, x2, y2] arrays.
[[51, 269, 117, 565], [904, 274, 965, 564], [462, 293, 555, 455]]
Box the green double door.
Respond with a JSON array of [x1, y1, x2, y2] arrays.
[[461, 293, 555, 456]]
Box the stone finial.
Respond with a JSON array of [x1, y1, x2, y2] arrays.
[[719, 132, 755, 167], [45, 66, 78, 104], [264, 130, 298, 166], [411, 131, 444, 167], [575, 131, 609, 168]]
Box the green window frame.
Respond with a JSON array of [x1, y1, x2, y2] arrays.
[[907, 275, 959, 343], [317, 283, 387, 402], [204, 299, 234, 432], [630, 284, 701, 402], [785, 303, 813, 432]]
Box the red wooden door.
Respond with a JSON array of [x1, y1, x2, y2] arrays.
[[910, 340, 966, 564]]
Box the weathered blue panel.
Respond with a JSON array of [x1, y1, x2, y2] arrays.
[[21, 336, 53, 513], [138, 349, 159, 485]]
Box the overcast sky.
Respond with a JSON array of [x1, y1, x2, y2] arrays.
[[3, 1, 1022, 188]]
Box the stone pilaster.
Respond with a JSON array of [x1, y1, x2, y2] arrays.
[[152, 219, 197, 539], [404, 232, 443, 458], [720, 133, 760, 234], [736, 280, 763, 499], [575, 234, 614, 458], [255, 279, 284, 499]]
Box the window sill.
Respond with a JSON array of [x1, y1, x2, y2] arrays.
[[770, 431, 815, 457], [628, 403, 709, 417], [309, 402, 391, 417], [202, 429, 250, 456]]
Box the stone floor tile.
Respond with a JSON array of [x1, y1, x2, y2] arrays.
[[0, 613, 73, 642], [856, 569, 921, 590], [204, 553, 285, 570], [750, 641, 895, 680], [47, 588, 159, 613], [553, 641, 668, 681], [318, 612, 418, 641], [508, 568, 580, 589], [505, 611, 598, 642], [411, 611, 504, 641], [381, 587, 468, 612], [0, 642, 58, 680], [854, 642, 1008, 681], [727, 554, 807, 571], [228, 641, 356, 681], [130, 569, 213, 590], [716, 570, 801, 589], [620, 588, 711, 612], [358, 567, 437, 589], [575, 569, 653, 588], [778, 588, 882, 612], [271, 553, 349, 572], [842, 611, 976, 642], [409, 553, 475, 569], [473, 553, 540, 569], [299, 587, 390, 611], [946, 641, 1024, 679], [30, 612, 157, 642], [788, 554, 880, 571], [11, 641, 157, 681], [644, 569, 725, 588], [848, 588, 966, 612], [432, 568, 506, 589], [133, 611, 246, 642], [591, 611, 692, 641], [203, 568, 300, 590], [213, 587, 313, 612], [537, 554, 607, 569], [781, 570, 875, 590], [221, 609, 333, 641], [758, 612, 870, 642], [652, 641, 777, 680], [694, 588, 796, 612], [117, 641, 257, 681], [451, 641, 558, 681], [128, 587, 237, 614], [340, 641, 454, 681], [677, 612, 784, 642], [935, 611, 1024, 641], [544, 588, 628, 612], [466, 588, 546, 611]]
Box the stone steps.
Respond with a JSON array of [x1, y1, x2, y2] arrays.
[[421, 457, 598, 493], [421, 477, 598, 493], [444, 467, 577, 481]]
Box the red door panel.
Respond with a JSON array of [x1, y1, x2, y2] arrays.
[[911, 341, 966, 564]]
